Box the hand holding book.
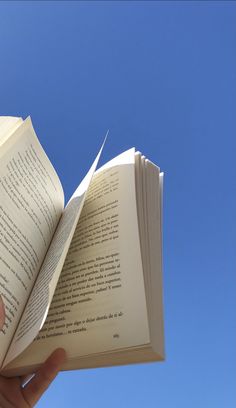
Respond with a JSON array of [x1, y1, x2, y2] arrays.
[[0, 294, 66, 407], [0, 116, 164, 376]]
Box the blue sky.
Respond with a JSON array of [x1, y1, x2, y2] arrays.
[[0, 2, 235, 407]]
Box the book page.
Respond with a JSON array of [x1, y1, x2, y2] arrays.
[[5, 149, 150, 370], [0, 117, 23, 147], [0, 118, 64, 366], [3, 139, 105, 367]]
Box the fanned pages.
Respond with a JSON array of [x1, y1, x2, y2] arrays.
[[0, 118, 64, 365]]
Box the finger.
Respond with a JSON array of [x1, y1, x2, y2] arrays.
[[0, 392, 15, 408], [22, 348, 66, 406], [0, 295, 5, 330]]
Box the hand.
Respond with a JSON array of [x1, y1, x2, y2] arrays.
[[0, 295, 67, 407]]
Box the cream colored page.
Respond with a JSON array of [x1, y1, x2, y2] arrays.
[[0, 117, 23, 146], [7, 149, 150, 368], [0, 119, 64, 366], [3, 139, 105, 367]]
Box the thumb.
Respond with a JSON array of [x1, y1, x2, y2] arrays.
[[0, 295, 5, 330]]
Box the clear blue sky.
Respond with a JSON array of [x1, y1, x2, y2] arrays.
[[0, 2, 235, 407]]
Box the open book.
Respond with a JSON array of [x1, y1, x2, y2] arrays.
[[0, 116, 164, 377]]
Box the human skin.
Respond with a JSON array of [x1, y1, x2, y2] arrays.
[[0, 295, 66, 407]]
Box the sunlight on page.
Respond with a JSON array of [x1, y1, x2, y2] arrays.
[[3, 148, 150, 374], [3, 138, 106, 368], [0, 118, 64, 366]]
